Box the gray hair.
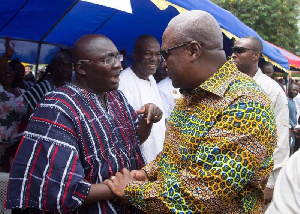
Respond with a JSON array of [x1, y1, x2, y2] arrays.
[[167, 10, 223, 49]]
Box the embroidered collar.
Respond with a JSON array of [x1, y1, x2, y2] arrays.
[[180, 59, 238, 97]]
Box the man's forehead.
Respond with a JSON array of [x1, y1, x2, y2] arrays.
[[235, 38, 252, 47], [162, 27, 177, 48]]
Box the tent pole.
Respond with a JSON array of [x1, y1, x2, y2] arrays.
[[35, 42, 42, 81]]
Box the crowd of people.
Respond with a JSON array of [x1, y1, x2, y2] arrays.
[[1, 10, 299, 213]]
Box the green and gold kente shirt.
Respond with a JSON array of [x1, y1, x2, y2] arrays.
[[125, 59, 276, 213]]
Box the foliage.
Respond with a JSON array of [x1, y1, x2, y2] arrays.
[[211, 0, 300, 56]]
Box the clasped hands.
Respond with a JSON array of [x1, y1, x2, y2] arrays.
[[103, 168, 148, 199]]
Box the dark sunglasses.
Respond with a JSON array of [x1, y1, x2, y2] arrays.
[[231, 46, 259, 54], [160, 42, 190, 61]]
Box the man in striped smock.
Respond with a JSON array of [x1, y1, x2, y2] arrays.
[[5, 34, 163, 213]]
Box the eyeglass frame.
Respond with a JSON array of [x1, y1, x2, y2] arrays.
[[231, 46, 260, 54], [78, 54, 123, 66], [160, 41, 204, 61], [160, 42, 191, 61]]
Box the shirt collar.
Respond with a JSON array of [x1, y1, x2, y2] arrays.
[[180, 59, 239, 97], [252, 67, 263, 81]]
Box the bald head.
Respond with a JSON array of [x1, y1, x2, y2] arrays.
[[288, 82, 299, 98], [52, 51, 72, 64], [134, 35, 159, 53], [72, 34, 115, 62], [240, 36, 263, 53], [167, 10, 223, 50]]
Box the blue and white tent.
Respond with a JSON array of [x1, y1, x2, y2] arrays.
[[0, 0, 289, 71]]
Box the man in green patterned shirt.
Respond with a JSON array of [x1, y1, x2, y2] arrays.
[[104, 10, 276, 213]]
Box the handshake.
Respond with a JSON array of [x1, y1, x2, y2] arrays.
[[103, 168, 149, 199]]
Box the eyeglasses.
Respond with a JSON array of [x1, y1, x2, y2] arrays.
[[231, 47, 259, 54], [160, 42, 191, 61], [78, 54, 123, 65]]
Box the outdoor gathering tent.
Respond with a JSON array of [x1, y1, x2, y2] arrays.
[[0, 0, 290, 71], [266, 41, 300, 71]]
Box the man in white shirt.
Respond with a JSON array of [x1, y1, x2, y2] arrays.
[[232, 36, 290, 204], [119, 35, 165, 164]]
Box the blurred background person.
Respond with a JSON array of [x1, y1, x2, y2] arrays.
[[0, 63, 27, 172], [24, 64, 35, 83], [9, 58, 34, 90]]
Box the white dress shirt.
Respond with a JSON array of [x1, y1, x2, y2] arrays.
[[253, 68, 290, 188]]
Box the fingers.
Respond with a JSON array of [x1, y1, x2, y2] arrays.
[[130, 170, 137, 178], [103, 179, 116, 191], [136, 105, 146, 114], [121, 168, 130, 175]]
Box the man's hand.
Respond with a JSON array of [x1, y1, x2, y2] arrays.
[[136, 103, 163, 124], [264, 187, 274, 205], [130, 170, 148, 182], [103, 168, 136, 199]]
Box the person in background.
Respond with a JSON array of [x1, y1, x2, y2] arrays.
[[260, 61, 286, 92], [104, 10, 276, 213], [231, 36, 290, 205], [0, 38, 27, 172], [287, 82, 300, 154], [118, 35, 165, 164], [22, 51, 73, 118], [24, 64, 35, 83], [5, 34, 163, 213], [260, 61, 274, 78], [9, 58, 34, 90]]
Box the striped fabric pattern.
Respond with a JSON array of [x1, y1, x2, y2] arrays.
[[22, 80, 54, 111], [6, 83, 145, 213]]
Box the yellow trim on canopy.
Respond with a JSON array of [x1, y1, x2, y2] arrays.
[[262, 55, 289, 73], [151, 0, 289, 73], [150, 0, 187, 13]]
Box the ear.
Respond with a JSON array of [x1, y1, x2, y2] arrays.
[[189, 41, 202, 62], [75, 62, 86, 75], [253, 51, 261, 61]]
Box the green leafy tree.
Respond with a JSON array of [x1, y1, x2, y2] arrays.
[[211, 0, 300, 56]]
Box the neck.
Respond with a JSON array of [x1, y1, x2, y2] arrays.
[[74, 80, 105, 100], [131, 64, 149, 81], [246, 64, 259, 78]]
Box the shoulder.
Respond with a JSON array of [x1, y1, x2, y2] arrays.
[[120, 67, 134, 78], [229, 71, 272, 107]]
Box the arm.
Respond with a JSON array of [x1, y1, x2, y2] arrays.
[[0, 36, 14, 71], [137, 103, 163, 143], [83, 183, 117, 204], [265, 90, 290, 203]]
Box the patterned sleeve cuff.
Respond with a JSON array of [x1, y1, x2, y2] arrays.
[[73, 179, 91, 205], [143, 159, 158, 181]]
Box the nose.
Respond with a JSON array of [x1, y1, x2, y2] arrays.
[[112, 57, 122, 69]]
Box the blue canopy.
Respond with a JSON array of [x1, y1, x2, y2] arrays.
[[0, 0, 289, 71]]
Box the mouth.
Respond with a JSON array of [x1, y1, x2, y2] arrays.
[[148, 64, 158, 69], [110, 73, 120, 83]]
